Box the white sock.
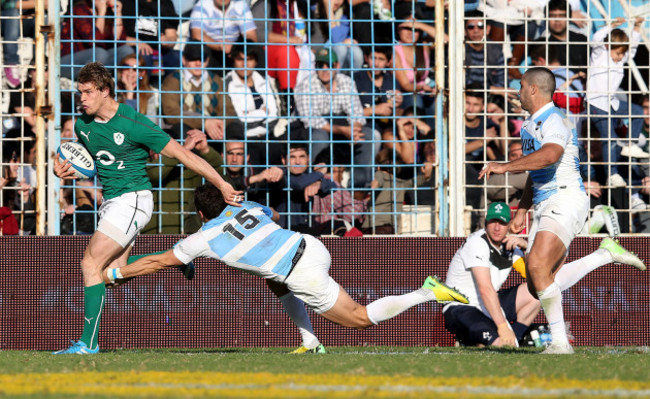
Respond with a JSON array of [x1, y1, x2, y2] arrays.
[[555, 249, 612, 291], [279, 292, 320, 349], [366, 289, 433, 325], [537, 282, 569, 345]]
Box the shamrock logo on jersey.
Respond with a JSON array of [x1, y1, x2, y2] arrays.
[[114, 132, 125, 145]]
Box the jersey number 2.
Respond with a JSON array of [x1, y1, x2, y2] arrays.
[[222, 209, 260, 240]]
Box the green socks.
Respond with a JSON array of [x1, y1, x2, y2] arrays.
[[79, 283, 106, 350]]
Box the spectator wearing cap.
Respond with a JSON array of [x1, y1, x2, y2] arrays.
[[161, 42, 236, 141], [190, 0, 258, 68], [294, 48, 380, 189]]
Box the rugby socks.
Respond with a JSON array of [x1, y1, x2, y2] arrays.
[[366, 289, 431, 325], [537, 282, 569, 345], [554, 249, 612, 291], [279, 293, 320, 349], [79, 283, 106, 350]]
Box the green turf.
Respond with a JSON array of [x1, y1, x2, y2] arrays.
[[1, 346, 650, 381]]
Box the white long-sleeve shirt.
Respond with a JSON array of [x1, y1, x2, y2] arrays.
[[224, 71, 279, 138], [586, 25, 641, 111]]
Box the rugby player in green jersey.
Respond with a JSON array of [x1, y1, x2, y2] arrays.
[[52, 62, 243, 354]]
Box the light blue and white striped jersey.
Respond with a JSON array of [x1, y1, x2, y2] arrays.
[[173, 201, 303, 281], [520, 102, 584, 204], [190, 0, 256, 43]]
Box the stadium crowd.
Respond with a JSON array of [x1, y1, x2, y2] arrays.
[[1, 0, 649, 236]]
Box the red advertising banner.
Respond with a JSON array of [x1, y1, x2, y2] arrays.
[[1, 236, 648, 350]]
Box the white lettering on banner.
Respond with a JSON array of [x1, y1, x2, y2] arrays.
[[563, 285, 632, 311], [41, 288, 61, 308], [35, 283, 643, 315], [66, 286, 84, 313], [609, 284, 630, 311]]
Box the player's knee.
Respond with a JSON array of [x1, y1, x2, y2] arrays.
[[334, 305, 373, 330], [80, 256, 100, 272], [351, 306, 373, 330], [525, 257, 548, 278]]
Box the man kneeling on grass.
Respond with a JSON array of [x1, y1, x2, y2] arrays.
[[106, 183, 469, 331]]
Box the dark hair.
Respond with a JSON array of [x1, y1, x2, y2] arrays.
[[77, 62, 115, 98], [609, 29, 630, 51], [547, 0, 569, 13], [183, 42, 209, 62], [231, 40, 260, 62], [376, 148, 402, 175], [465, 10, 485, 20], [284, 142, 309, 157], [523, 67, 556, 96], [224, 120, 246, 140], [194, 184, 227, 220], [529, 43, 561, 64], [465, 82, 486, 101], [363, 45, 393, 60]]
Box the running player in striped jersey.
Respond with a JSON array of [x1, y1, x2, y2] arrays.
[[111, 184, 470, 333], [480, 67, 647, 354]]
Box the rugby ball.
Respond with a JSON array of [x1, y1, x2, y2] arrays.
[[57, 141, 97, 179]]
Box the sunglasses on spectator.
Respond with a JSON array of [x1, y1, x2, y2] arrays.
[[466, 22, 485, 30], [316, 61, 332, 69]]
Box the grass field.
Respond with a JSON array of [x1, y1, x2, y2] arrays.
[[2, 347, 650, 398]]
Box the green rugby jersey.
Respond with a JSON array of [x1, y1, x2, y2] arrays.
[[75, 103, 171, 199]]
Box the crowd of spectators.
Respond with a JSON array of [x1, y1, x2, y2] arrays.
[[1, 0, 650, 236]]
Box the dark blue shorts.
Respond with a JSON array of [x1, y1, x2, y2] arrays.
[[443, 285, 519, 346]]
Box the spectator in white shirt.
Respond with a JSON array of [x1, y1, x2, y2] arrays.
[[190, 0, 258, 67], [586, 17, 647, 187], [224, 44, 282, 167]]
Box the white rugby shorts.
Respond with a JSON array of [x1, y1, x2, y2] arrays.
[[527, 189, 589, 251], [97, 190, 153, 248], [284, 234, 340, 314]]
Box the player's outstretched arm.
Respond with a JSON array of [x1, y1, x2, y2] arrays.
[[104, 249, 184, 284], [160, 139, 243, 206]]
